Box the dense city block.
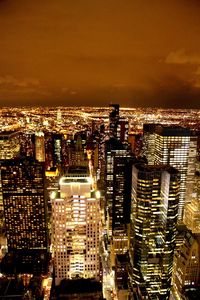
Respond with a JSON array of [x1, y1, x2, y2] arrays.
[[0, 105, 199, 299]]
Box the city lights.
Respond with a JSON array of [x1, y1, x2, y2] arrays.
[[0, 105, 199, 299]]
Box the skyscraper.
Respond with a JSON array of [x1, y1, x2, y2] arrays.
[[109, 104, 120, 139], [0, 129, 20, 160], [35, 131, 45, 162], [117, 117, 129, 144], [53, 133, 62, 167], [109, 104, 129, 144], [105, 138, 133, 235], [67, 135, 88, 168], [0, 129, 21, 238], [172, 231, 200, 298], [52, 174, 100, 285], [184, 164, 200, 233], [130, 163, 180, 299], [143, 125, 197, 220], [1, 157, 49, 274], [143, 124, 159, 165]]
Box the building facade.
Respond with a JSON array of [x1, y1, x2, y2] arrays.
[[1, 157, 49, 274], [105, 138, 133, 236], [0, 130, 20, 160], [35, 131, 45, 162], [172, 231, 200, 298], [0, 129, 21, 237], [184, 163, 200, 233], [52, 175, 100, 285], [130, 164, 180, 299], [143, 125, 197, 220]]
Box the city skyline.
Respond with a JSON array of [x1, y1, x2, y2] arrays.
[[0, 104, 199, 299], [1, 0, 200, 108]]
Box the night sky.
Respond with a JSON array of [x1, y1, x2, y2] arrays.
[[0, 0, 200, 108]]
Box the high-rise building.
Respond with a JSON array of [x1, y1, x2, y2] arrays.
[[109, 104, 120, 139], [20, 132, 35, 158], [1, 157, 49, 275], [143, 124, 159, 165], [111, 226, 129, 256], [52, 174, 100, 285], [130, 163, 180, 299], [105, 138, 133, 235], [57, 108, 62, 126], [184, 199, 200, 234], [185, 134, 198, 200], [172, 231, 200, 299], [0, 129, 20, 236], [0, 129, 20, 160], [67, 135, 88, 168], [143, 125, 197, 220], [109, 104, 129, 144], [35, 131, 45, 162], [184, 166, 200, 233], [117, 117, 129, 144], [53, 133, 62, 167]]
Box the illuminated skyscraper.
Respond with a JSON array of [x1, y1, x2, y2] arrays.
[[184, 166, 200, 233], [130, 164, 180, 299], [35, 131, 45, 162], [143, 125, 197, 220], [172, 231, 200, 298], [0, 129, 20, 160], [143, 124, 158, 165], [185, 134, 198, 200], [1, 157, 49, 275], [57, 108, 62, 126], [184, 199, 200, 234], [53, 133, 62, 166], [52, 174, 100, 285], [0, 129, 20, 236]]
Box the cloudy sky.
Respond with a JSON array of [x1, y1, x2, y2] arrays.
[[0, 0, 200, 108]]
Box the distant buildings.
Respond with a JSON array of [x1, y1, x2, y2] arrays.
[[109, 104, 120, 139], [0, 105, 200, 299], [52, 174, 100, 285], [35, 131, 45, 162], [109, 104, 129, 144]]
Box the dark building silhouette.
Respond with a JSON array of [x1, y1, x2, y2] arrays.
[[52, 278, 103, 300], [109, 104, 120, 139], [105, 138, 133, 235]]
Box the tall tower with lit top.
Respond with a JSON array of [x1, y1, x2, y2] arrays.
[[52, 174, 100, 285]]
